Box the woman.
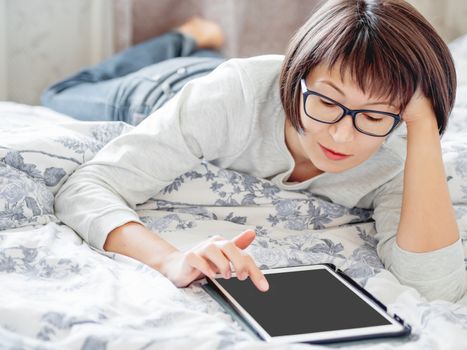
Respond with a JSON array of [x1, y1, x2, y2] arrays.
[[50, 0, 466, 302]]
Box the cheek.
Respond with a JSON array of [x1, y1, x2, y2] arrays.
[[300, 108, 385, 164], [353, 137, 385, 160], [300, 111, 329, 135]]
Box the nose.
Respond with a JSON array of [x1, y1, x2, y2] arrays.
[[329, 115, 355, 143]]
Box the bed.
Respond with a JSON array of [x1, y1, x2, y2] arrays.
[[1, 45, 467, 349]]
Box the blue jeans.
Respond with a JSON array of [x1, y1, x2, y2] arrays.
[[41, 31, 226, 125]]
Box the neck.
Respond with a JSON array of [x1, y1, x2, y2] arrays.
[[284, 118, 324, 181], [284, 119, 305, 161]]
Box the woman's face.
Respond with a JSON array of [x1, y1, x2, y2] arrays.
[[290, 63, 400, 174]]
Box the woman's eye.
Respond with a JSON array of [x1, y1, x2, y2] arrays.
[[364, 114, 383, 122], [320, 99, 334, 106]]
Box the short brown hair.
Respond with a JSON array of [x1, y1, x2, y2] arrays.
[[279, 0, 456, 136]]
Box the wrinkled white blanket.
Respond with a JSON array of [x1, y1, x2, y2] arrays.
[[0, 98, 466, 350], [2, 35, 467, 348]]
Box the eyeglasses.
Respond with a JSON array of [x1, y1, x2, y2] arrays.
[[300, 79, 401, 137]]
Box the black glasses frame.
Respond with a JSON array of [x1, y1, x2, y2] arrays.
[[300, 79, 402, 137]]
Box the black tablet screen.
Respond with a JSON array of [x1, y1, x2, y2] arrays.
[[216, 268, 391, 337]]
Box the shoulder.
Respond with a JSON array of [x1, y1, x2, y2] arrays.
[[180, 55, 284, 104], [226, 54, 285, 77], [219, 55, 285, 100], [380, 123, 407, 163], [165, 56, 284, 160]]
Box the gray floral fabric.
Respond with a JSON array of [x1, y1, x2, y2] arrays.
[[0, 104, 132, 231], [0, 161, 56, 230], [1, 51, 467, 350]]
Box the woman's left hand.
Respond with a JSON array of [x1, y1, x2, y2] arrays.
[[402, 88, 436, 128]]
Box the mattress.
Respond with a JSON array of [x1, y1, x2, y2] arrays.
[[1, 39, 467, 348]]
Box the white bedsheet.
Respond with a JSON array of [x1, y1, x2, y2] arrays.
[[0, 99, 466, 349], [5, 33, 467, 348]]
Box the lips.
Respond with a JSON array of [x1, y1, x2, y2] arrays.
[[321, 145, 349, 156], [319, 144, 351, 160]]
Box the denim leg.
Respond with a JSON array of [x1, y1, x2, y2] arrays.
[[40, 79, 120, 122], [110, 56, 225, 125], [42, 56, 224, 124], [189, 48, 225, 59], [41, 31, 212, 121]]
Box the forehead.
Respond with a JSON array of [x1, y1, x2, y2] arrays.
[[306, 62, 358, 90], [305, 62, 400, 109]]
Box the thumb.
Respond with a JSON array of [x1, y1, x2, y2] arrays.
[[232, 229, 256, 250]]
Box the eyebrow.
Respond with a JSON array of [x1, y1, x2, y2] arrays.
[[318, 80, 396, 108]]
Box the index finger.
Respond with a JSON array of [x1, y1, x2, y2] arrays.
[[244, 255, 269, 292]]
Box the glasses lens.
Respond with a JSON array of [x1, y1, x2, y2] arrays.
[[355, 112, 395, 136], [305, 94, 342, 123]]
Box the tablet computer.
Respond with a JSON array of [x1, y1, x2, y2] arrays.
[[201, 263, 411, 344]]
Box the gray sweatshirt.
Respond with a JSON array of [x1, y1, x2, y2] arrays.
[[54, 55, 466, 303]]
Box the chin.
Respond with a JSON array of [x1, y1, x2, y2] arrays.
[[311, 158, 340, 173], [313, 156, 358, 174], [322, 165, 348, 174]]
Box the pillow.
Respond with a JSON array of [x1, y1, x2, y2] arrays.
[[0, 119, 133, 194], [0, 161, 56, 230], [0, 102, 133, 230]]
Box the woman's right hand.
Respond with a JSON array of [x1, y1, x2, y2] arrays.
[[160, 229, 270, 292]]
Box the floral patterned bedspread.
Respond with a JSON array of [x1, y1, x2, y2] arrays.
[[1, 59, 467, 349]]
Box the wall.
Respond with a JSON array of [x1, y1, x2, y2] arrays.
[[121, 0, 467, 58], [407, 0, 467, 43], [0, 0, 114, 104], [122, 0, 323, 58], [2, 0, 467, 105], [0, 0, 6, 102]]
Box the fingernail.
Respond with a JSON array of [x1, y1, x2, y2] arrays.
[[259, 278, 269, 291]]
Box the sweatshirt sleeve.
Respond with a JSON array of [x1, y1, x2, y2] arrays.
[[54, 58, 254, 251], [371, 170, 467, 303]]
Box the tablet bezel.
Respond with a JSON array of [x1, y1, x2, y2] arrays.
[[203, 264, 410, 344]]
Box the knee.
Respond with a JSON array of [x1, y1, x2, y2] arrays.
[[40, 88, 56, 107], [41, 79, 67, 108]]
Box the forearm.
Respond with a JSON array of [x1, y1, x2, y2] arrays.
[[103, 221, 179, 273], [397, 118, 460, 252]]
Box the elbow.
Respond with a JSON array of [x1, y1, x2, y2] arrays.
[[389, 265, 467, 303], [386, 238, 467, 303]]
